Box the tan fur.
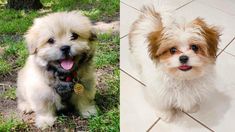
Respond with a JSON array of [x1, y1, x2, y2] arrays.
[[17, 11, 97, 129]]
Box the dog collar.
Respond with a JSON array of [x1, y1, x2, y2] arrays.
[[65, 71, 77, 82], [64, 71, 84, 95]]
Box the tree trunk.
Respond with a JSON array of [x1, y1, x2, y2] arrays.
[[7, 0, 43, 10]]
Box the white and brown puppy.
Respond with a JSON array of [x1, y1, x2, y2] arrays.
[[17, 11, 97, 128], [129, 6, 220, 121]]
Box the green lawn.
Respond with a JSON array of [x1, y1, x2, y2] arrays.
[[0, 0, 119, 131]]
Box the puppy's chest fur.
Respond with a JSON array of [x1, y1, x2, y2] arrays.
[[146, 71, 214, 110]]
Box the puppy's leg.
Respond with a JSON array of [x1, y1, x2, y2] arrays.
[[34, 104, 56, 129], [70, 76, 97, 118], [30, 96, 57, 129], [17, 90, 32, 113]]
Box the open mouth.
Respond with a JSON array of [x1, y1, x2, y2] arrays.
[[178, 65, 192, 71], [60, 57, 75, 70]]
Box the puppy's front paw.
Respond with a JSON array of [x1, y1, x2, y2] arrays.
[[159, 109, 177, 122], [81, 105, 97, 118], [35, 115, 56, 129], [18, 102, 32, 114]]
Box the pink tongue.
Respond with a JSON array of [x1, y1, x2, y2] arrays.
[[60, 59, 74, 70]]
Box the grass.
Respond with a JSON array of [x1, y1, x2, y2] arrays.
[[88, 108, 119, 132], [0, 0, 119, 131], [0, 59, 12, 74], [0, 0, 119, 34], [0, 115, 28, 132], [89, 66, 120, 131], [95, 33, 119, 68]]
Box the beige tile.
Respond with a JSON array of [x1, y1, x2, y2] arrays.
[[120, 2, 140, 37], [186, 52, 235, 131], [120, 0, 193, 37], [121, 0, 192, 11], [120, 71, 158, 132], [198, 0, 235, 16], [174, 1, 235, 49], [224, 39, 235, 56], [150, 114, 211, 132]]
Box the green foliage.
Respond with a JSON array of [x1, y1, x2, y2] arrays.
[[89, 67, 119, 131], [0, 10, 39, 34], [95, 34, 119, 68], [3, 40, 28, 67], [0, 115, 28, 132], [0, 59, 11, 74], [88, 108, 119, 132]]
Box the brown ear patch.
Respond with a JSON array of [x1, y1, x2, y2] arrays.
[[192, 18, 220, 58], [147, 28, 164, 60]]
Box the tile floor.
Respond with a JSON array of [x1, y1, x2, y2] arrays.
[[120, 0, 235, 131]]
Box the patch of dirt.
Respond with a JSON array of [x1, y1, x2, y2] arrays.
[[77, 1, 119, 23], [97, 11, 119, 23], [92, 21, 119, 35], [0, 47, 4, 56], [0, 98, 19, 119], [0, 71, 18, 83], [96, 66, 115, 92], [0, 34, 23, 44], [19, 112, 88, 131], [95, 66, 119, 112]]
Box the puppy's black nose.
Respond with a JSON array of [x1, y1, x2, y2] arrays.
[[179, 55, 189, 64], [60, 45, 70, 53]]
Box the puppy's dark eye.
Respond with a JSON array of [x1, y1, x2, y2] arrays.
[[170, 47, 177, 55], [47, 38, 55, 44], [71, 32, 79, 40], [191, 44, 199, 52]]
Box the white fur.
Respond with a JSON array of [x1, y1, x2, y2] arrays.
[[129, 6, 216, 121]]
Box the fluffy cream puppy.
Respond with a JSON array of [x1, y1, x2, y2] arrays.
[[129, 6, 220, 121], [17, 11, 97, 129]]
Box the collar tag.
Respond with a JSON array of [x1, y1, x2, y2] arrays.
[[74, 83, 84, 94]]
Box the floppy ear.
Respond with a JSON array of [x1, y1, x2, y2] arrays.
[[24, 27, 38, 54], [192, 18, 221, 58], [89, 32, 97, 41]]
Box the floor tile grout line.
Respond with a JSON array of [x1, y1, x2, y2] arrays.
[[120, 34, 128, 39], [217, 37, 235, 57], [120, 68, 146, 86], [182, 111, 215, 132], [175, 0, 195, 11], [121, 1, 142, 13], [146, 117, 161, 132], [217, 50, 224, 57]]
